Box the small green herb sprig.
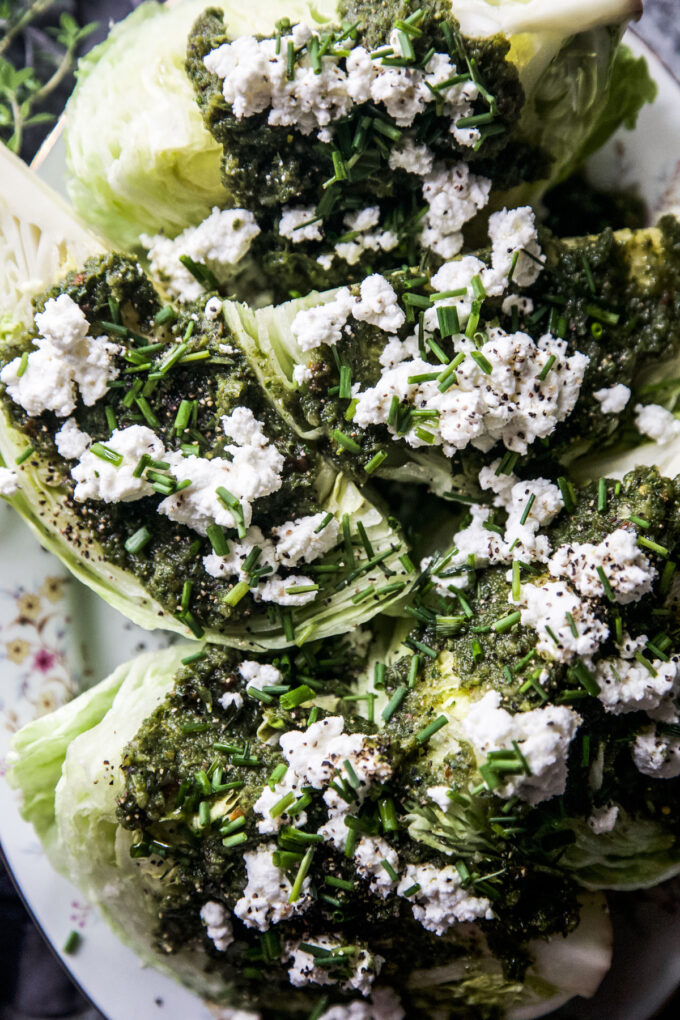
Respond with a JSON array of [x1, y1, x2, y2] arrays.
[[0, 0, 96, 155]]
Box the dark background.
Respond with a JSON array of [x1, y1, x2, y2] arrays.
[[1, 1, 679, 1018]]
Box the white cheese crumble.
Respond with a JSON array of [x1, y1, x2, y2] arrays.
[[279, 205, 324, 243], [501, 294, 534, 318], [388, 138, 434, 176], [291, 288, 354, 352], [252, 773, 307, 835], [141, 207, 260, 303], [199, 900, 234, 952], [632, 726, 680, 779], [204, 296, 224, 321], [352, 329, 588, 457], [272, 513, 340, 567], [54, 418, 91, 460], [317, 987, 405, 1020], [595, 633, 679, 715], [334, 208, 399, 267], [548, 528, 656, 605], [512, 581, 609, 664], [461, 691, 582, 804], [420, 162, 491, 259], [354, 835, 399, 899], [396, 863, 493, 935], [203, 526, 278, 581], [352, 275, 405, 334], [218, 691, 244, 712], [427, 785, 453, 812], [159, 408, 284, 535], [0, 467, 18, 497], [593, 384, 631, 414], [292, 362, 314, 386], [1, 294, 119, 418], [485, 206, 544, 292], [280, 716, 391, 796], [239, 660, 282, 688], [71, 425, 164, 503], [233, 845, 312, 930], [258, 574, 318, 606], [634, 402, 680, 444], [287, 936, 382, 996], [588, 804, 619, 835]]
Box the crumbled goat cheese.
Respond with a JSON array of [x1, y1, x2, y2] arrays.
[[291, 288, 354, 351], [159, 408, 284, 535], [549, 528, 656, 605], [257, 574, 318, 606], [203, 526, 278, 581], [239, 660, 282, 688], [234, 845, 312, 930], [594, 384, 631, 414], [427, 786, 453, 812], [287, 936, 382, 996], [588, 804, 619, 835], [354, 836, 399, 898], [280, 716, 391, 797], [293, 362, 314, 386], [54, 418, 91, 460], [218, 691, 244, 712], [634, 402, 680, 444], [397, 863, 494, 935], [318, 987, 405, 1020], [462, 691, 581, 804], [424, 255, 488, 330], [632, 726, 680, 779], [204, 296, 223, 320], [0, 467, 18, 496], [353, 275, 405, 333], [252, 775, 307, 835], [279, 205, 324, 243], [352, 330, 588, 457], [200, 900, 234, 952], [501, 294, 534, 317], [272, 513, 340, 567], [71, 425, 164, 502], [595, 633, 679, 714], [388, 139, 434, 176], [378, 335, 419, 369], [142, 207, 260, 302], [513, 581, 609, 663], [1, 294, 119, 417], [484, 206, 543, 292], [420, 162, 491, 259]]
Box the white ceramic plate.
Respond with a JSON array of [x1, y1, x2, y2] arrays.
[[2, 28, 680, 1020]]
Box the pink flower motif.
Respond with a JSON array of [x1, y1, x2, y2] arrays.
[[33, 648, 56, 673]]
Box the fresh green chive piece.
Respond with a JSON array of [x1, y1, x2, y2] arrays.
[[596, 565, 616, 602], [135, 396, 160, 428], [338, 364, 352, 399], [628, 514, 650, 530], [364, 450, 388, 474], [314, 512, 334, 534], [638, 536, 670, 557], [351, 585, 375, 604], [63, 931, 81, 955], [511, 740, 532, 776], [206, 523, 229, 556], [174, 398, 194, 434], [405, 638, 438, 659], [332, 429, 361, 453], [426, 335, 449, 364], [584, 303, 619, 325], [407, 655, 420, 688], [557, 476, 577, 512], [414, 427, 436, 444], [408, 372, 440, 384], [16, 352, 29, 377], [493, 611, 521, 634], [570, 659, 600, 696], [382, 684, 407, 723], [104, 405, 117, 433], [660, 560, 677, 594], [416, 715, 448, 744], [270, 791, 296, 819], [634, 650, 658, 677], [223, 832, 248, 849], [220, 815, 247, 837], [180, 579, 193, 611], [125, 526, 152, 554], [387, 395, 400, 428], [511, 560, 521, 601], [285, 583, 319, 595], [357, 520, 374, 558], [90, 442, 122, 466], [14, 445, 34, 466], [325, 875, 355, 891], [537, 354, 556, 381], [181, 648, 207, 665], [597, 477, 607, 512], [178, 609, 204, 638], [224, 580, 250, 607], [280, 685, 316, 710], [581, 253, 596, 294], [289, 846, 315, 903], [154, 305, 176, 325], [566, 611, 579, 638], [436, 305, 460, 338], [519, 493, 536, 527], [401, 883, 421, 897], [470, 350, 492, 375]]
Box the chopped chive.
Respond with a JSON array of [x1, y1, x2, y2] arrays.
[[206, 523, 229, 556], [105, 405, 117, 433], [223, 832, 249, 849], [493, 611, 521, 634], [224, 580, 250, 607], [174, 399, 194, 434], [407, 655, 420, 688], [220, 815, 246, 836], [341, 512, 355, 565], [280, 685, 316, 710], [14, 445, 35, 465], [537, 354, 556, 381], [90, 442, 122, 466], [154, 305, 176, 326], [332, 429, 361, 453], [351, 585, 375, 603], [387, 395, 400, 428], [469, 350, 492, 375], [135, 396, 160, 428], [660, 560, 676, 594], [314, 512, 334, 534], [557, 476, 577, 512], [570, 659, 600, 696], [416, 715, 448, 744], [339, 364, 352, 400], [178, 609, 204, 639], [405, 638, 438, 659], [436, 305, 460, 338], [401, 883, 421, 897], [596, 565, 616, 602], [382, 684, 407, 723], [399, 552, 416, 573], [414, 427, 436, 444], [285, 583, 319, 595], [181, 648, 207, 665], [519, 493, 536, 527], [364, 450, 387, 475], [566, 611, 579, 638], [198, 800, 211, 828], [408, 372, 440, 384], [270, 791, 296, 819], [597, 478, 607, 512], [325, 875, 355, 891], [124, 526, 152, 554], [511, 560, 521, 601], [426, 335, 449, 364], [511, 740, 532, 776], [585, 303, 619, 325], [634, 651, 658, 677], [638, 536, 670, 557], [628, 514, 650, 530], [581, 253, 596, 294], [180, 579, 193, 611], [471, 638, 483, 664], [63, 931, 81, 955], [357, 521, 374, 558], [16, 352, 28, 377], [289, 846, 315, 903]]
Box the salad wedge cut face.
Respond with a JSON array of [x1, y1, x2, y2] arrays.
[[8, 640, 613, 1016], [236, 216, 680, 495], [0, 146, 410, 649]]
